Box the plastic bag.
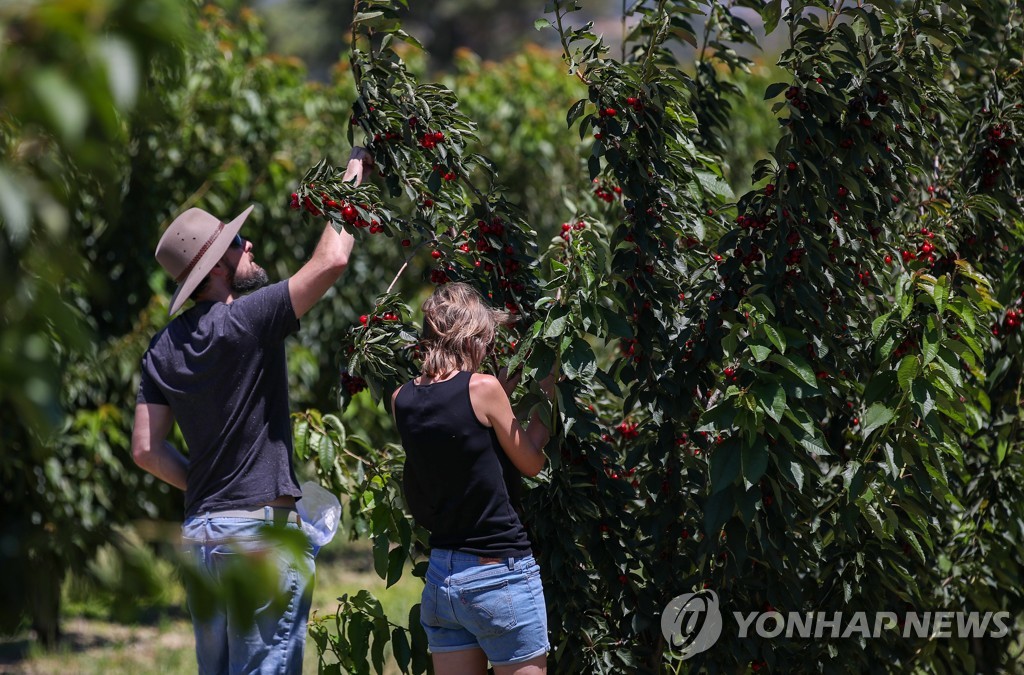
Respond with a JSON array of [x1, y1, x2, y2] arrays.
[[296, 481, 342, 554]]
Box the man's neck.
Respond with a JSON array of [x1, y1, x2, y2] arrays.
[[197, 287, 235, 305]]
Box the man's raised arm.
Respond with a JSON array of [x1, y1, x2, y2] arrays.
[[288, 147, 372, 319]]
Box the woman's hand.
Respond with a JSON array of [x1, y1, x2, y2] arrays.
[[496, 366, 522, 398]]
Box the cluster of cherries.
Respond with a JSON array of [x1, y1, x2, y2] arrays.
[[895, 227, 939, 265], [340, 371, 367, 396], [783, 229, 806, 266], [592, 105, 617, 142], [980, 122, 1015, 189], [592, 178, 621, 203], [358, 312, 400, 325], [591, 95, 646, 142], [619, 338, 642, 364], [992, 303, 1024, 337], [432, 164, 458, 182], [426, 217, 531, 319], [616, 420, 640, 439], [419, 130, 445, 149], [291, 191, 387, 233], [560, 220, 587, 241]]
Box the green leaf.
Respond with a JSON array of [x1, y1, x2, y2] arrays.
[[386, 546, 405, 588], [897, 356, 919, 391], [775, 452, 805, 488], [544, 311, 569, 338], [764, 81, 789, 100], [753, 383, 786, 422], [748, 294, 776, 318], [932, 276, 949, 315], [763, 0, 783, 34], [392, 628, 412, 672], [599, 305, 633, 337], [534, 18, 553, 30], [750, 343, 771, 362], [353, 11, 385, 24], [703, 489, 734, 536], [764, 324, 786, 353], [769, 353, 816, 387], [372, 536, 389, 580], [861, 403, 896, 436], [922, 315, 939, 365], [871, 313, 891, 339], [566, 98, 586, 128], [32, 69, 88, 142], [710, 444, 741, 494], [561, 337, 597, 381], [741, 443, 769, 489], [371, 619, 388, 675], [695, 170, 735, 201], [317, 431, 337, 470]]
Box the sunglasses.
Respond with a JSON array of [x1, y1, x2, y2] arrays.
[[228, 233, 245, 250]]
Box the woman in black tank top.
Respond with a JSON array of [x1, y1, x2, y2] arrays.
[[391, 283, 554, 675]]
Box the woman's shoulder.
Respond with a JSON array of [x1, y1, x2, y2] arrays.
[[468, 372, 507, 409], [468, 372, 501, 391], [391, 380, 413, 408]]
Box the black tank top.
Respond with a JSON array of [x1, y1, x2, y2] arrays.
[[393, 371, 532, 557]]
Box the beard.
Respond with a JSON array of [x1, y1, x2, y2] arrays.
[[229, 264, 270, 294]]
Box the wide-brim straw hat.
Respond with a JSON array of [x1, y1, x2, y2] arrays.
[[155, 205, 254, 315]]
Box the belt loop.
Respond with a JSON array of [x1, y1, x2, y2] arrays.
[[507, 557, 514, 571], [264, 505, 272, 524]]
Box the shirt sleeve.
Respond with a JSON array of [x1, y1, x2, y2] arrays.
[[137, 351, 169, 406], [230, 279, 300, 344]]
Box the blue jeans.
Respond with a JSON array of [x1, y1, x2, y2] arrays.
[[181, 515, 315, 675], [420, 549, 549, 666]]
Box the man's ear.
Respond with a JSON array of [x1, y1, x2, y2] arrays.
[[209, 259, 229, 279]]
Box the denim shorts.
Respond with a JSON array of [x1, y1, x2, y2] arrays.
[[420, 549, 549, 666], [181, 514, 315, 675]]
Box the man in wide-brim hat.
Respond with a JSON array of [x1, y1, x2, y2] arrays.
[[131, 148, 371, 674]]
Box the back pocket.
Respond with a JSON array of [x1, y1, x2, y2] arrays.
[[457, 578, 517, 638], [419, 581, 440, 627]]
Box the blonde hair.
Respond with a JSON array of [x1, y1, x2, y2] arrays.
[[420, 283, 508, 378]]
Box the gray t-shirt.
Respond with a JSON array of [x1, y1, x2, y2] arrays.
[[136, 280, 302, 518]]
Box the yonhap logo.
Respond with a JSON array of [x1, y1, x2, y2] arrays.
[[661, 590, 724, 659]]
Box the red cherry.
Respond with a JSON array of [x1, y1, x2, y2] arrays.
[[341, 204, 357, 222], [605, 107, 617, 117], [787, 161, 797, 171], [765, 183, 776, 196], [431, 250, 442, 259], [401, 239, 411, 247], [359, 315, 368, 325]]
